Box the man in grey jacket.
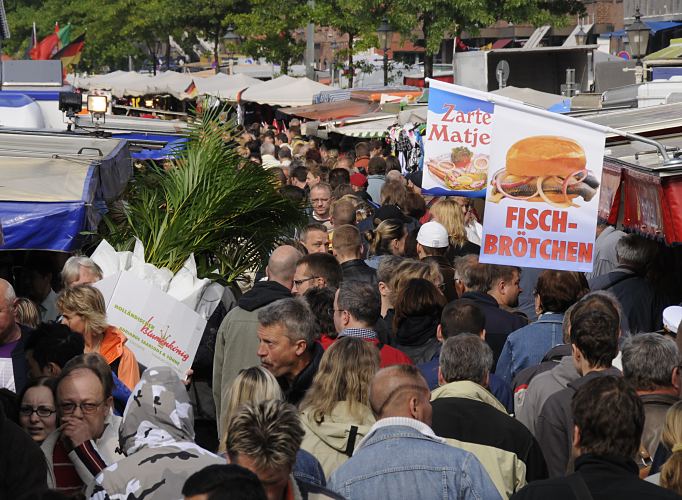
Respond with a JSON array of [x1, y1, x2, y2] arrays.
[[212, 245, 302, 438], [535, 294, 621, 478]]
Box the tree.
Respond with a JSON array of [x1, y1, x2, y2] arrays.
[[235, 0, 310, 74], [123, 0, 185, 74], [389, 0, 585, 80], [312, 0, 380, 87]]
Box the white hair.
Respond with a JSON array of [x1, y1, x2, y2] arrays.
[[61, 256, 103, 287]]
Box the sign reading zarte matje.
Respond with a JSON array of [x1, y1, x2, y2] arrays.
[[95, 271, 206, 377]]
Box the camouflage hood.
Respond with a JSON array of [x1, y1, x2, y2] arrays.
[[118, 366, 194, 456]]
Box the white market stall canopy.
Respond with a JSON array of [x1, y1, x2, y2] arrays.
[[70, 71, 264, 100], [240, 76, 331, 107]]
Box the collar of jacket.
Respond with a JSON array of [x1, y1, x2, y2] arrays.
[[535, 313, 564, 324], [568, 367, 622, 391], [280, 342, 324, 401], [574, 453, 639, 477], [358, 416, 446, 450], [431, 380, 507, 414], [461, 291, 499, 308], [638, 392, 680, 406]]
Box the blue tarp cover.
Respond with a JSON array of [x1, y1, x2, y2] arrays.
[[602, 21, 682, 38]]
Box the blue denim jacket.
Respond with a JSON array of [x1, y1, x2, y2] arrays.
[[495, 313, 564, 386], [328, 424, 501, 500]]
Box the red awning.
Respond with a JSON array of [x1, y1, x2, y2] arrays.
[[492, 38, 513, 49], [278, 100, 378, 121]]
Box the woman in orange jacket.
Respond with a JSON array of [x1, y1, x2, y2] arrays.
[[57, 285, 140, 389]]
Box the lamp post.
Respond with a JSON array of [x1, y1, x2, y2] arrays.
[[331, 40, 338, 86], [376, 18, 393, 86], [223, 24, 240, 75], [575, 24, 588, 46], [625, 7, 651, 83]]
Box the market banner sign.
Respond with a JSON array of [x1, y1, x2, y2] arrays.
[[425, 80, 608, 272], [95, 271, 206, 378]]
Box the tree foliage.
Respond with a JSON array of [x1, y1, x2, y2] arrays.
[[387, 0, 586, 78], [103, 108, 306, 282], [234, 0, 310, 74]]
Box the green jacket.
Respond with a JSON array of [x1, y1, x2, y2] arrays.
[[300, 401, 375, 479]]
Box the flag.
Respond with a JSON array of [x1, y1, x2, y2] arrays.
[[29, 31, 59, 60], [52, 33, 85, 69], [183, 79, 197, 98], [57, 23, 72, 49]]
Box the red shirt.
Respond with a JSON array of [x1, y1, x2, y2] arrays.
[[319, 336, 413, 367], [52, 438, 83, 495]]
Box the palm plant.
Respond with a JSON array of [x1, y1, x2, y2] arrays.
[[103, 108, 305, 284]]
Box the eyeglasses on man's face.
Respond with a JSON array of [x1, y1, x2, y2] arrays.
[[293, 276, 318, 287], [59, 401, 106, 415]]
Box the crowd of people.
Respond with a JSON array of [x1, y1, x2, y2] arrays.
[[2, 121, 682, 499]]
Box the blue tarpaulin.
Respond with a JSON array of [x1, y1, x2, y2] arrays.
[[601, 21, 682, 39], [131, 138, 187, 160], [0, 201, 87, 251]]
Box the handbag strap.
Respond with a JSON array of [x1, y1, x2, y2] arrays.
[[566, 472, 594, 500]]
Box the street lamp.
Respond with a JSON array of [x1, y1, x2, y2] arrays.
[[376, 18, 393, 86], [625, 7, 651, 66], [223, 24, 241, 75], [574, 25, 588, 46]]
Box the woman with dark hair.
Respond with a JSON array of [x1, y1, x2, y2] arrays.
[[393, 278, 446, 364], [495, 270, 589, 385], [18, 377, 58, 444], [303, 287, 336, 349]]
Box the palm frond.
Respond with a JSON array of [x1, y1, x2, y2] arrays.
[[102, 107, 305, 281]]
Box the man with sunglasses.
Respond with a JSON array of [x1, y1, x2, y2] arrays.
[[41, 354, 122, 495]]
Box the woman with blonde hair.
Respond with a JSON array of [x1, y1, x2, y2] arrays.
[[429, 198, 481, 262], [15, 297, 40, 328], [57, 285, 140, 390], [657, 401, 682, 494], [300, 337, 380, 478], [218, 366, 282, 453], [364, 218, 407, 269]]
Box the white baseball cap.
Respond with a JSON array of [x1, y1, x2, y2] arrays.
[[417, 221, 449, 248], [663, 306, 682, 333]]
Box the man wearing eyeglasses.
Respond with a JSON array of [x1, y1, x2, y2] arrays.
[[41, 355, 122, 495], [291, 253, 342, 297], [309, 183, 333, 231]]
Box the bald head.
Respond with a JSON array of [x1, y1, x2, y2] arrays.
[[369, 365, 432, 424], [0, 279, 19, 344], [0, 279, 15, 305], [267, 245, 303, 289]]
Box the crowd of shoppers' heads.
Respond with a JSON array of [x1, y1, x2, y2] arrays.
[[6, 126, 682, 500]]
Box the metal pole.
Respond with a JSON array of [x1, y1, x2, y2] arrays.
[[383, 50, 388, 86], [305, 0, 315, 79]]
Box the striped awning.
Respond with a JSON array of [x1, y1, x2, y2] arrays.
[[327, 116, 396, 137]]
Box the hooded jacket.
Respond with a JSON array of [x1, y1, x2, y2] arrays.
[[88, 366, 224, 500], [515, 354, 579, 436], [300, 401, 375, 479], [394, 315, 441, 365], [213, 280, 292, 437], [0, 403, 48, 499], [431, 380, 548, 483]]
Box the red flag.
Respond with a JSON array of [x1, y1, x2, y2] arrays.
[[29, 32, 59, 60]]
